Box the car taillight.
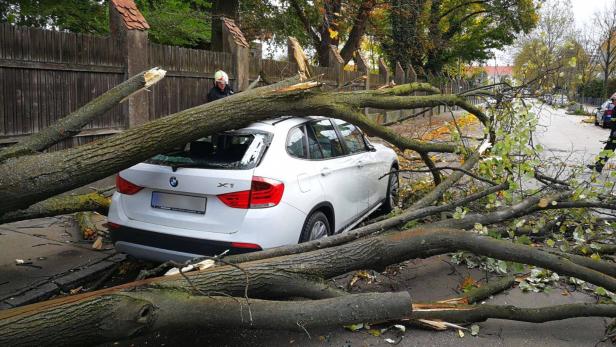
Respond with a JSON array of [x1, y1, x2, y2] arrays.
[[217, 176, 284, 209], [231, 242, 262, 250], [115, 174, 143, 195], [107, 222, 122, 230]]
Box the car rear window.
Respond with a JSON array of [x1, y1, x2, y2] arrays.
[[146, 130, 273, 170]]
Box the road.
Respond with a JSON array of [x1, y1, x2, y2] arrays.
[[533, 102, 607, 169]]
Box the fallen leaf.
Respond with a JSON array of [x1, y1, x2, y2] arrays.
[[344, 323, 364, 331], [470, 324, 480, 336], [92, 236, 103, 250], [367, 329, 381, 336], [393, 324, 406, 333], [458, 329, 465, 338], [70, 286, 83, 295]]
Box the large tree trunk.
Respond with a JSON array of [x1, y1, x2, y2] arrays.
[[0, 80, 486, 215]]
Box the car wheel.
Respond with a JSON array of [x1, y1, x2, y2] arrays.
[[299, 211, 330, 242], [381, 167, 399, 213]]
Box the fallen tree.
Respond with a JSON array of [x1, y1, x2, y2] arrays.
[[1, 67, 615, 345]]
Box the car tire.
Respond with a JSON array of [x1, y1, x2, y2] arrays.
[[380, 167, 399, 213], [299, 211, 331, 243]]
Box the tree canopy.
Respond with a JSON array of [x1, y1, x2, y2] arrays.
[[382, 0, 539, 74], [0, 0, 212, 48]]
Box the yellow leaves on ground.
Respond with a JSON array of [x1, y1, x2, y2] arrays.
[[420, 113, 479, 141]]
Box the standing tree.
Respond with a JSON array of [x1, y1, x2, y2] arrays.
[[595, 1, 616, 98], [239, 0, 379, 66], [513, 0, 575, 92], [382, 0, 538, 74]]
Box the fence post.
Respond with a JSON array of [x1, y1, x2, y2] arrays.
[[109, 0, 150, 127], [395, 62, 405, 85], [378, 58, 389, 85], [353, 52, 369, 90], [406, 65, 417, 83], [221, 18, 250, 92], [327, 45, 344, 87]]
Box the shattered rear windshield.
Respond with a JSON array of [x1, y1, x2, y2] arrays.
[[146, 130, 273, 170]]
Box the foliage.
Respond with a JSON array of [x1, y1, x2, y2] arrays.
[[381, 0, 538, 74], [578, 79, 616, 99], [0, 0, 212, 48], [135, 0, 211, 47], [0, 0, 109, 34]]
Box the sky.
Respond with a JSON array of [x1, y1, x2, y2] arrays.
[[571, 0, 610, 27], [494, 0, 612, 65]]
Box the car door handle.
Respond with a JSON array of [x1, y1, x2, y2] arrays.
[[357, 160, 364, 168], [320, 168, 331, 176]]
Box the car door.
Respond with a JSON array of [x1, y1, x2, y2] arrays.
[[331, 119, 373, 215], [307, 119, 361, 231]]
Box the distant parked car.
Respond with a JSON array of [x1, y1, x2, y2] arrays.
[[595, 100, 612, 128], [552, 94, 569, 107], [108, 116, 399, 262]]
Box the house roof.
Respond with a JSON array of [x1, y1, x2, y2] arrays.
[[111, 0, 150, 31], [222, 18, 249, 48], [483, 66, 513, 76]]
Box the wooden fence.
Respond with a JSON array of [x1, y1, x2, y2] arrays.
[[0, 24, 125, 149], [0, 22, 480, 150]]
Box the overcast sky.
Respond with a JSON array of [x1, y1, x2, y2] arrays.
[[571, 0, 611, 27], [494, 0, 612, 65]]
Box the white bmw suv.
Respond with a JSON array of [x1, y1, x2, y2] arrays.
[[108, 116, 399, 262]]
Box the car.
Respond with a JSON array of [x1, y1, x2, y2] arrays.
[[108, 116, 399, 262], [595, 100, 611, 128], [551, 94, 569, 107]]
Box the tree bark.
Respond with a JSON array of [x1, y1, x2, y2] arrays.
[[0, 291, 412, 346], [0, 191, 110, 224]]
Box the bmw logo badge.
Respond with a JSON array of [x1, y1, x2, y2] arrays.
[[169, 176, 178, 187]]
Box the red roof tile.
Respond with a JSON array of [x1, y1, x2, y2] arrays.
[[483, 66, 513, 76], [111, 0, 150, 30], [222, 18, 249, 48]]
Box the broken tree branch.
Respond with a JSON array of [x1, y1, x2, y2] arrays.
[[0, 68, 166, 162], [0, 78, 482, 214], [410, 302, 616, 323]]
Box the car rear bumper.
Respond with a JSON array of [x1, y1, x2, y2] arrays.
[[110, 226, 260, 262]]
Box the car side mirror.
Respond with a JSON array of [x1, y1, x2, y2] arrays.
[[368, 144, 377, 152]]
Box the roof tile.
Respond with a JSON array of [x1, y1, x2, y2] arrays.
[[222, 18, 249, 48], [111, 0, 150, 30]]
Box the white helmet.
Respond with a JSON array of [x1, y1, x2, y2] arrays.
[[214, 70, 229, 85]]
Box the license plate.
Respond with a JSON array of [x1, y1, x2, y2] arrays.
[[151, 191, 206, 214]]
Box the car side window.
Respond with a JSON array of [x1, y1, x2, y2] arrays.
[[309, 119, 345, 158], [306, 125, 324, 159], [332, 119, 368, 154], [286, 126, 307, 159]]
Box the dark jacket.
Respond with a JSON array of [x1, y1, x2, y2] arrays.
[[207, 84, 234, 102]]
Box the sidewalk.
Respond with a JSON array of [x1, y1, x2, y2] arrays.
[[0, 215, 124, 309]]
